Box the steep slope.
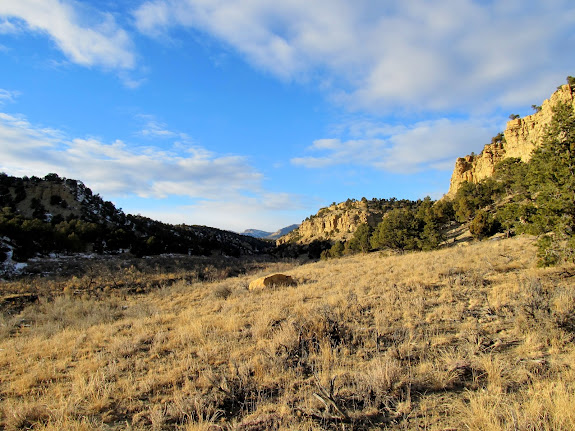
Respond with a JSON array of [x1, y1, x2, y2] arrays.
[[0, 173, 124, 225], [446, 83, 575, 197]]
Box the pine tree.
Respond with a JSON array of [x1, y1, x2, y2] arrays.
[[348, 223, 373, 253]]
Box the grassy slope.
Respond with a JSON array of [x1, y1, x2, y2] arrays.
[[1, 236, 575, 430]]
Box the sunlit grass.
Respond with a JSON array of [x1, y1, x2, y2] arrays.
[[1, 235, 574, 430]]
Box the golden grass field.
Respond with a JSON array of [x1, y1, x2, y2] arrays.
[[1, 236, 575, 430]]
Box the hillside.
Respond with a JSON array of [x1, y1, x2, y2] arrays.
[[0, 173, 273, 276], [277, 198, 420, 246], [1, 236, 574, 430]]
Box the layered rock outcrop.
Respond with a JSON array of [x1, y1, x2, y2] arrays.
[[277, 200, 386, 245], [446, 84, 575, 197]]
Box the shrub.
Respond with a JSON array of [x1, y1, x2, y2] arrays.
[[469, 210, 499, 240]]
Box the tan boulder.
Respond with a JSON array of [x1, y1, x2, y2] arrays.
[[248, 274, 296, 290]]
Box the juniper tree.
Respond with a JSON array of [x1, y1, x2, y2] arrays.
[[370, 208, 420, 251], [348, 223, 373, 253], [525, 101, 575, 264]]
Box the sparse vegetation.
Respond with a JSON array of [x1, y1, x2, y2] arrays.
[[491, 132, 506, 145], [1, 236, 574, 430]]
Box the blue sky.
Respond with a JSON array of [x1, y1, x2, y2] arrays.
[[1, 0, 574, 232]]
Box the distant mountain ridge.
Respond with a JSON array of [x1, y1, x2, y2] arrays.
[[241, 224, 299, 240], [241, 229, 272, 239]]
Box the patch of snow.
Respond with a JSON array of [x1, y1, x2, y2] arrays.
[[14, 262, 27, 271], [0, 240, 28, 277]]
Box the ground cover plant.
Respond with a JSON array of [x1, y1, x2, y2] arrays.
[[1, 235, 574, 430]]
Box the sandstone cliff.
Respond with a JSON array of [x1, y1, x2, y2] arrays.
[[276, 198, 412, 245], [446, 84, 575, 197]]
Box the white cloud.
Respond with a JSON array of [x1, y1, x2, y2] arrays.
[[0, 0, 135, 70], [0, 17, 21, 34], [0, 111, 261, 197], [291, 117, 498, 173], [133, 0, 575, 111], [149, 192, 305, 232], [133, 1, 172, 38], [138, 117, 179, 139], [0, 111, 307, 230]]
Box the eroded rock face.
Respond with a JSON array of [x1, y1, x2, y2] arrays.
[[248, 274, 296, 290], [446, 84, 575, 198], [276, 201, 385, 246]]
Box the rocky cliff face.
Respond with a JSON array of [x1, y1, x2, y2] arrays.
[[277, 200, 387, 245], [446, 84, 575, 197]]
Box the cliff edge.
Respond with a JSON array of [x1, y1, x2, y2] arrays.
[[446, 84, 575, 198]]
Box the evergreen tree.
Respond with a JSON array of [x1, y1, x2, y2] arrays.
[[525, 101, 575, 264], [348, 223, 373, 253], [415, 197, 444, 250], [469, 210, 499, 239], [371, 208, 420, 251], [452, 180, 497, 222], [330, 241, 345, 257]]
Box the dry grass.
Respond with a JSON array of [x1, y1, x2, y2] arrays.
[[1, 235, 574, 430]]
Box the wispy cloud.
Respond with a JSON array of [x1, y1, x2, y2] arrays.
[[0, 112, 261, 198], [133, 0, 575, 112], [137, 115, 182, 140], [0, 17, 20, 34], [0, 111, 308, 230], [0, 0, 135, 71], [292, 117, 498, 173], [0, 89, 20, 105]]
